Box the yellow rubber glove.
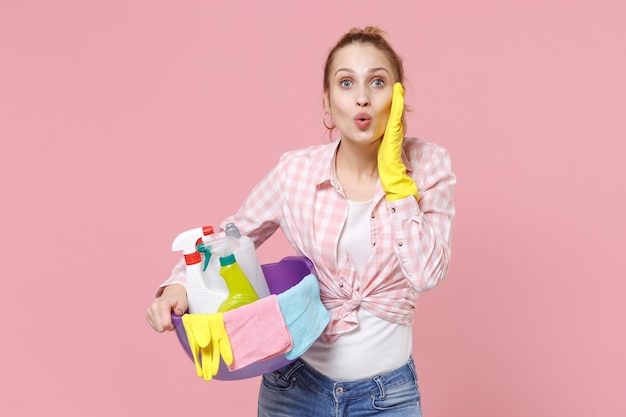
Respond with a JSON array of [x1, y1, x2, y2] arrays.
[[378, 82, 419, 202], [182, 313, 234, 381]]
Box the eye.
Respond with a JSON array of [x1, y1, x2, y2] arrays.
[[372, 78, 385, 87], [340, 79, 353, 88]]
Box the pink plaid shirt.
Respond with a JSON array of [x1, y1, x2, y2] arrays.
[[162, 138, 455, 343]]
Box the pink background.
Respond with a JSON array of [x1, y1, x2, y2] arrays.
[[1, 1, 624, 416]]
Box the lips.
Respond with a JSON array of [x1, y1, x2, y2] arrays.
[[354, 113, 371, 129]]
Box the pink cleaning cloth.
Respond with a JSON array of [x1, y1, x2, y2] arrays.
[[223, 294, 293, 371]]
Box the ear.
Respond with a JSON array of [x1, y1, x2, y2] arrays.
[[322, 90, 331, 112]]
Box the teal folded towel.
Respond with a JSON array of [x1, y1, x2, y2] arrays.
[[277, 274, 330, 360]]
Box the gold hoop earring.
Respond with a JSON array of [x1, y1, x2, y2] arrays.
[[323, 112, 335, 130]]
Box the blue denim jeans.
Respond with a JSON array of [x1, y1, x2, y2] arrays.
[[258, 357, 422, 417]]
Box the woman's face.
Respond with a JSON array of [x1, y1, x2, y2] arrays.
[[324, 43, 396, 145]]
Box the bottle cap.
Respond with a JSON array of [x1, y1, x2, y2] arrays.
[[220, 253, 236, 266], [224, 223, 241, 238]]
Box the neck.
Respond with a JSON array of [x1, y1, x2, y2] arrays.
[[335, 139, 380, 180]]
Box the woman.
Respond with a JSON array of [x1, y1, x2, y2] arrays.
[[146, 26, 455, 416]]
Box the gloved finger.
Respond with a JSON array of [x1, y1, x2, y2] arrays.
[[190, 339, 202, 378], [201, 347, 213, 381], [204, 341, 220, 381], [219, 334, 234, 367], [211, 335, 221, 377], [207, 313, 232, 370], [384, 82, 405, 140], [208, 314, 221, 377], [182, 315, 203, 377]]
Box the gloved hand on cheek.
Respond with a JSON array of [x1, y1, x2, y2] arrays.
[[377, 82, 419, 202]]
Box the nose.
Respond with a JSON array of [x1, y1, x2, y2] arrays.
[[356, 86, 370, 107]]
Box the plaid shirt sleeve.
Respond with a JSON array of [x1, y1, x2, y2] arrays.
[[218, 158, 286, 247]]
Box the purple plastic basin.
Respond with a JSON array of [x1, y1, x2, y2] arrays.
[[171, 256, 316, 381]]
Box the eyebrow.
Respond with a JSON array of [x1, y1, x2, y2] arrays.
[[334, 67, 390, 76]]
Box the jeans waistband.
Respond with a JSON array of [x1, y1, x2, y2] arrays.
[[279, 356, 417, 399]]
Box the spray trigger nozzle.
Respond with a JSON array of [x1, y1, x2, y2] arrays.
[[197, 243, 212, 271]]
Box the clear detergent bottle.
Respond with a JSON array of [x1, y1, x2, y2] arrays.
[[217, 253, 260, 312], [223, 223, 271, 299]]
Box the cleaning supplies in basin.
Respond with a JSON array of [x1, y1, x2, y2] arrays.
[[171, 223, 270, 314]]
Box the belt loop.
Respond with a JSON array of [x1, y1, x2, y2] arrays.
[[283, 359, 305, 380], [407, 356, 418, 382], [374, 375, 385, 400]]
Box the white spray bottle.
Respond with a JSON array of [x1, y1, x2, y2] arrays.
[[171, 225, 229, 314]]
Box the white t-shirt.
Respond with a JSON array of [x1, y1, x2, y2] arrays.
[[301, 199, 412, 381]]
